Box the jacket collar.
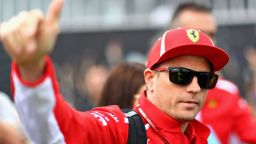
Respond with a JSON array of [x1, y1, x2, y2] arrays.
[[135, 91, 210, 140]]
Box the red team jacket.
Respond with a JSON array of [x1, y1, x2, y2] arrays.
[[201, 79, 256, 144], [11, 57, 210, 144]]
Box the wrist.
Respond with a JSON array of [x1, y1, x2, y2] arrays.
[[18, 57, 46, 82]]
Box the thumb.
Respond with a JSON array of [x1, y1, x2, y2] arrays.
[[46, 0, 64, 24]]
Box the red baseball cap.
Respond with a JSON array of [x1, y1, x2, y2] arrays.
[[146, 28, 229, 71]]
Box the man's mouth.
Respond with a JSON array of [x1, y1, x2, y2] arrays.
[[180, 100, 199, 105]]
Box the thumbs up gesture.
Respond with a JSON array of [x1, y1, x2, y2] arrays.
[[0, 0, 64, 81]]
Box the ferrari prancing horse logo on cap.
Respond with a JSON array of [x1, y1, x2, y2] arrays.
[[187, 29, 199, 43]]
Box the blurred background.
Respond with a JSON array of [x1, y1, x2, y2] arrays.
[[1, 0, 256, 109]]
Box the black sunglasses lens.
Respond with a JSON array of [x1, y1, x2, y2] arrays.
[[198, 73, 218, 89], [168, 67, 218, 89], [169, 68, 193, 85]]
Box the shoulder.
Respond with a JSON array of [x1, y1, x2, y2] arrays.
[[92, 105, 125, 115], [0, 92, 11, 102], [89, 105, 129, 143], [89, 105, 128, 125], [0, 92, 15, 112]]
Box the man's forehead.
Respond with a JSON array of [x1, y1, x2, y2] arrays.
[[158, 55, 211, 70], [176, 10, 217, 35]]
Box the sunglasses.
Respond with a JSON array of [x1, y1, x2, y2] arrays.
[[153, 67, 218, 89]]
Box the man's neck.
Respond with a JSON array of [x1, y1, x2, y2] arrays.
[[181, 122, 188, 133]]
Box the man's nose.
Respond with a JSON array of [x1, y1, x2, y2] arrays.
[[187, 76, 201, 93]]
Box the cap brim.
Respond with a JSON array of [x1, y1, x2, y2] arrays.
[[158, 44, 229, 71]]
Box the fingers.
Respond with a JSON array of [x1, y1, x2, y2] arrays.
[[0, 9, 44, 62], [46, 0, 64, 25], [0, 2, 62, 80], [0, 0, 63, 66], [0, 14, 27, 58], [22, 9, 44, 54]]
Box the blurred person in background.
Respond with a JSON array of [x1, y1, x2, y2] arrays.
[[105, 39, 124, 68], [244, 47, 256, 117], [56, 62, 76, 106], [75, 63, 109, 111], [0, 92, 30, 144], [170, 2, 256, 144], [0, 0, 230, 142], [99, 62, 145, 109]]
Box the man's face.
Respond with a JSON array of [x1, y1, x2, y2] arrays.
[[145, 55, 210, 122], [175, 9, 217, 39]]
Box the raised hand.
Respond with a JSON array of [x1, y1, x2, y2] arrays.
[[0, 0, 64, 81]]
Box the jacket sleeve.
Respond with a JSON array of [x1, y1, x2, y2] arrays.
[[11, 57, 129, 144]]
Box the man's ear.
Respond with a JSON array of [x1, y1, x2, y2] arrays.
[[144, 68, 155, 92]]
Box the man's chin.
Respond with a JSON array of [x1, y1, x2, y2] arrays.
[[176, 113, 197, 122]]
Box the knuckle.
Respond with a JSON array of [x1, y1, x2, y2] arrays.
[[30, 9, 44, 20], [9, 16, 16, 22], [31, 9, 43, 16], [17, 11, 30, 24], [18, 11, 29, 17], [8, 17, 22, 33], [0, 22, 11, 40]]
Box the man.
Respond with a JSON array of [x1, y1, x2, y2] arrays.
[[170, 2, 256, 144], [0, 92, 30, 144], [0, 0, 229, 143]]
